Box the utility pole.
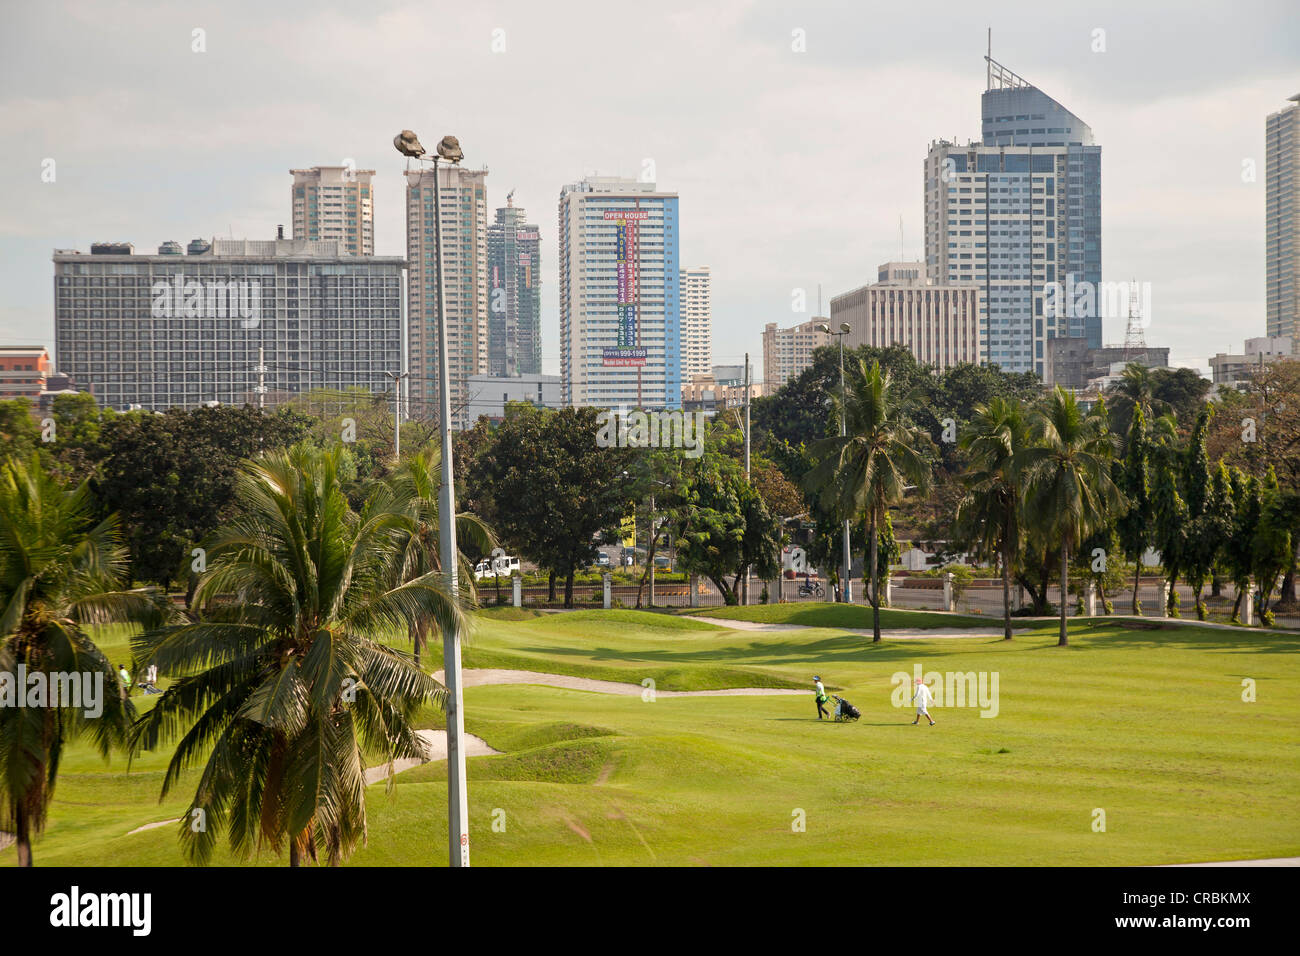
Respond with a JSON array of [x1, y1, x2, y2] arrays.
[[817, 322, 853, 602], [648, 492, 655, 607], [386, 370, 408, 458], [254, 346, 268, 410], [742, 352, 751, 605]]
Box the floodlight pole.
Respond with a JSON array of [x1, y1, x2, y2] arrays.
[[837, 333, 851, 603], [430, 151, 469, 867]]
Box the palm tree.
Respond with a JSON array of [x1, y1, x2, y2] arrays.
[[130, 445, 464, 866], [1107, 362, 1170, 436], [1019, 389, 1125, 646], [805, 359, 932, 642], [956, 397, 1028, 640], [0, 455, 163, 866], [369, 445, 494, 667]]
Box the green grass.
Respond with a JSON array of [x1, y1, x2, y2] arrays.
[[682, 601, 1027, 631], [5, 611, 1298, 867]]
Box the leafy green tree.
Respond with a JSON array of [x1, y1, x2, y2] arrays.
[[1224, 469, 1261, 623], [675, 458, 782, 604], [467, 406, 633, 607], [0, 400, 41, 461], [1115, 403, 1153, 613], [1151, 466, 1188, 617], [1019, 389, 1124, 646], [1151, 367, 1213, 432], [805, 359, 932, 642], [1252, 467, 1292, 623], [0, 456, 163, 866], [130, 446, 458, 865], [95, 405, 308, 588], [957, 396, 1029, 639]]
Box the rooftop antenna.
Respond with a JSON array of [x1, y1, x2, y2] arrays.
[[987, 27, 991, 89], [1123, 279, 1147, 360], [507, 188, 515, 207]]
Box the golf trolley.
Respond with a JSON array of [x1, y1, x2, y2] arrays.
[[832, 695, 860, 722]]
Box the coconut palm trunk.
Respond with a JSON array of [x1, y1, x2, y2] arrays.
[[1002, 540, 1013, 640], [1132, 561, 1142, 615], [868, 510, 881, 643], [1059, 540, 1070, 646]]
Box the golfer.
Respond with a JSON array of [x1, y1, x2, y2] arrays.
[[912, 677, 936, 726], [814, 675, 830, 720]]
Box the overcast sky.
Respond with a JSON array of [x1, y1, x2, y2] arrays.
[[2, 0, 1298, 383]]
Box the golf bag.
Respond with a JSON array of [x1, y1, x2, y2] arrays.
[[832, 695, 860, 722]]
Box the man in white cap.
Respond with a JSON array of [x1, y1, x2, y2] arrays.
[[912, 677, 935, 726], [813, 676, 830, 720]]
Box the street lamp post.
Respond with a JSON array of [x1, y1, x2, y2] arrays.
[[386, 370, 408, 458], [395, 129, 469, 867], [818, 322, 852, 603]]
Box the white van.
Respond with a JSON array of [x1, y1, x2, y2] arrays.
[[474, 555, 520, 580]]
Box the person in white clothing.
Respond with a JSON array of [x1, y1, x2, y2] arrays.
[[912, 678, 936, 726]]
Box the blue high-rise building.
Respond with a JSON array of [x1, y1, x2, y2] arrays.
[[558, 177, 681, 410], [925, 56, 1102, 378]]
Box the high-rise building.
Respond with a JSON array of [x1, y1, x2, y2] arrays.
[[52, 238, 403, 411], [291, 166, 375, 255], [486, 196, 542, 376], [558, 176, 681, 410], [762, 318, 831, 390], [831, 262, 982, 371], [405, 165, 490, 428], [924, 55, 1102, 377], [681, 266, 712, 379], [1266, 94, 1300, 351]]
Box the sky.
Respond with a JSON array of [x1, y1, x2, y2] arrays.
[[1, 0, 1298, 384]]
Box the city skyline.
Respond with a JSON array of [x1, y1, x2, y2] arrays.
[[2, 1, 1298, 386]]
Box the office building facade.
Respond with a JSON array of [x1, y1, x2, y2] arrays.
[[831, 261, 983, 371], [762, 318, 831, 390], [52, 238, 402, 411], [558, 176, 681, 410], [464, 372, 562, 421], [291, 166, 375, 255], [924, 57, 1102, 377], [1266, 94, 1300, 350], [405, 165, 490, 428], [486, 197, 542, 377]]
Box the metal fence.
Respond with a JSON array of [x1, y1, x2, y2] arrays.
[[497, 574, 1252, 618]]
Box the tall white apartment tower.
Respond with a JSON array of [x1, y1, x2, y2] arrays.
[[405, 165, 490, 428], [1267, 93, 1300, 351], [291, 166, 375, 255], [680, 266, 712, 379], [558, 176, 681, 410]]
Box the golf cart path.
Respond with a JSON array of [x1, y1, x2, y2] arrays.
[[692, 616, 1007, 639], [1166, 857, 1300, 867], [435, 667, 806, 698]]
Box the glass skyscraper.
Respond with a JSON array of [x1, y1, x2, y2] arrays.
[[486, 198, 542, 377], [925, 57, 1102, 377]]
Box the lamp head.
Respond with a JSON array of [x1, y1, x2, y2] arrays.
[[816, 323, 831, 334], [840, 322, 851, 334], [436, 135, 464, 163], [393, 130, 425, 158]]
